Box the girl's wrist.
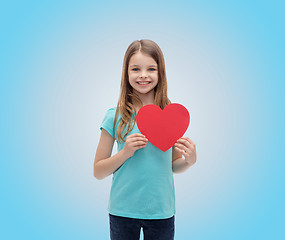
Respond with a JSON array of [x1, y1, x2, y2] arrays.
[[120, 148, 131, 160]]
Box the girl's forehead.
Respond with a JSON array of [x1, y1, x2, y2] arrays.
[[129, 53, 157, 66]]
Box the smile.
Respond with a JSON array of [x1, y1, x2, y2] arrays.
[[137, 81, 151, 86]]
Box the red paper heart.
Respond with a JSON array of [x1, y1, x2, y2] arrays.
[[136, 103, 190, 152]]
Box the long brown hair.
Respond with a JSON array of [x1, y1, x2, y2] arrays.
[[113, 39, 172, 143]]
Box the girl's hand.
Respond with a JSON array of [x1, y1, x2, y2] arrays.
[[122, 133, 148, 158], [174, 136, 197, 164]]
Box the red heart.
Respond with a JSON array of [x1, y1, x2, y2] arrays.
[[136, 103, 190, 152]]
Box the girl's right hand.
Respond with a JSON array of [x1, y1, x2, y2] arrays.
[[122, 133, 148, 158]]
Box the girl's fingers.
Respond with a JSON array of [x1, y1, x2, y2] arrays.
[[138, 142, 148, 148], [175, 147, 186, 156], [130, 133, 147, 139], [175, 147, 183, 152], [175, 143, 187, 151], [134, 140, 148, 146], [177, 138, 195, 150], [175, 142, 193, 155], [176, 139, 190, 148], [181, 137, 195, 145], [131, 136, 148, 142]]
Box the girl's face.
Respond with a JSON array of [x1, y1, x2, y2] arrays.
[[128, 52, 158, 96]]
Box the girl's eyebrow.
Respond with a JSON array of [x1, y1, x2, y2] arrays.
[[130, 64, 158, 67]]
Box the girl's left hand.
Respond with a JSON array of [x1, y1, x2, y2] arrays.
[[174, 136, 197, 164]]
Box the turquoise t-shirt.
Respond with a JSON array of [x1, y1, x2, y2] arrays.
[[100, 107, 175, 219]]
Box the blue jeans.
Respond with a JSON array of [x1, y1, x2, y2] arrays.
[[109, 213, 175, 240]]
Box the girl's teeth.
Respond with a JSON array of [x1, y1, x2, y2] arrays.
[[138, 82, 150, 85]]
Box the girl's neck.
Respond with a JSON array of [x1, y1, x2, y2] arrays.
[[132, 89, 155, 113], [133, 101, 155, 114]]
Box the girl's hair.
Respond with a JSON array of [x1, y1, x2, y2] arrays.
[[113, 39, 172, 143]]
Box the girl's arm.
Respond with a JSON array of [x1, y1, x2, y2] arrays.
[[172, 157, 195, 173], [172, 137, 197, 173], [93, 129, 129, 180], [172, 145, 193, 173]]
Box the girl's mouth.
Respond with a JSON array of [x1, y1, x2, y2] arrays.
[[137, 81, 151, 86]]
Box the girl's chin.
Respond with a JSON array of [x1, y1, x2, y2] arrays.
[[133, 88, 155, 95]]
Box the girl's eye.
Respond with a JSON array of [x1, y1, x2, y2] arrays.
[[132, 68, 156, 71]]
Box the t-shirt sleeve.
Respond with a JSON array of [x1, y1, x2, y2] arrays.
[[100, 108, 116, 138]]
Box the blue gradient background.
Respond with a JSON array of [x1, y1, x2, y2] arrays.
[[1, 0, 284, 239]]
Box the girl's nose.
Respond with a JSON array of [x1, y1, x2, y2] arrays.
[[140, 71, 148, 78]]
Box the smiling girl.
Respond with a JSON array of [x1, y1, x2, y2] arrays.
[[94, 39, 197, 240]]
